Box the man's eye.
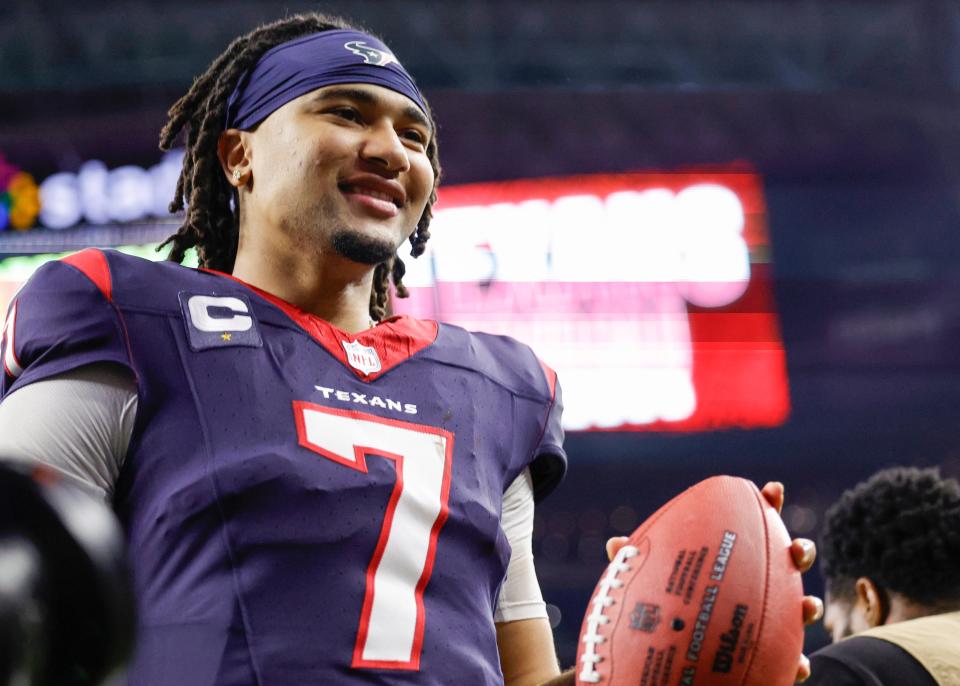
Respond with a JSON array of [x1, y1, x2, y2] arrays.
[[402, 129, 427, 145], [330, 107, 361, 122]]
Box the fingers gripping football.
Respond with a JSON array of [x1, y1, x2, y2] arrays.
[[582, 476, 806, 686]]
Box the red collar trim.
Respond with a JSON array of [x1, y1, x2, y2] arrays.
[[201, 269, 438, 382]]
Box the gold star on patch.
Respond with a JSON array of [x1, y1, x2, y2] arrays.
[[221, 333, 232, 341]]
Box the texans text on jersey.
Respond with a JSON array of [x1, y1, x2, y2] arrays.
[[314, 385, 418, 414]]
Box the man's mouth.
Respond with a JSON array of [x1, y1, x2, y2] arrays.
[[339, 183, 403, 218], [339, 184, 402, 208]]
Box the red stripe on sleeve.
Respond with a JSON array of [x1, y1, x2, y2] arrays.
[[62, 249, 113, 302], [538, 358, 557, 400]]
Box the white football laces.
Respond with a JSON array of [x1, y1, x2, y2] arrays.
[[578, 544, 639, 683]]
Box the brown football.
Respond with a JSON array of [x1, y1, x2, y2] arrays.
[[575, 475, 804, 686]]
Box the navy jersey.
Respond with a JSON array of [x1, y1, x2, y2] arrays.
[[0, 249, 566, 686]]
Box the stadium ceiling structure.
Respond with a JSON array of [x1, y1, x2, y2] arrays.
[[1, 0, 957, 94]]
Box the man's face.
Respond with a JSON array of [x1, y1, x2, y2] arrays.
[[823, 588, 872, 643], [241, 83, 434, 264]]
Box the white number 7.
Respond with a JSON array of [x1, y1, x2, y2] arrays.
[[293, 401, 455, 671]]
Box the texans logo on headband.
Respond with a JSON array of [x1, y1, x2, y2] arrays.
[[344, 41, 398, 67], [225, 29, 428, 131]]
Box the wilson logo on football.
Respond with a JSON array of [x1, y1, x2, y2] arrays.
[[575, 477, 804, 686]]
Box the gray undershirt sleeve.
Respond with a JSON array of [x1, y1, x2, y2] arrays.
[[0, 363, 138, 502], [496, 468, 548, 623]]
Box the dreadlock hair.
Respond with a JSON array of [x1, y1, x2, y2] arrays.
[[820, 466, 960, 608], [158, 12, 440, 321]]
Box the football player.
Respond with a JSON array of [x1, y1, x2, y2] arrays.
[[0, 11, 820, 685]]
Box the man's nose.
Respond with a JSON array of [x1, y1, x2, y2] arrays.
[[360, 123, 410, 174]]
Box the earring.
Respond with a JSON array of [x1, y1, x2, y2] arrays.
[[232, 169, 243, 182]]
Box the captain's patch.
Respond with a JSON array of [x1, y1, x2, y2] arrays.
[[179, 292, 263, 351]]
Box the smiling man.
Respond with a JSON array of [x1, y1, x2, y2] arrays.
[[0, 11, 821, 686], [0, 14, 566, 685]]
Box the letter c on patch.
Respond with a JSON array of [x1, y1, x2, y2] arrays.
[[187, 295, 253, 332]]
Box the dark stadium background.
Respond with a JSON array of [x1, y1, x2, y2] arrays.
[[3, 0, 959, 667]]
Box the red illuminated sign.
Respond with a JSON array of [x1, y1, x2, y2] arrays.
[[0, 170, 789, 433], [393, 171, 789, 432]]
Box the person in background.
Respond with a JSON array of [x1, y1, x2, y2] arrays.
[[808, 466, 960, 685]]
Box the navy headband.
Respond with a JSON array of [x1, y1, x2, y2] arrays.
[[225, 29, 427, 131]]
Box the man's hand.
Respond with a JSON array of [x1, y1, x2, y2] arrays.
[[606, 480, 823, 683]]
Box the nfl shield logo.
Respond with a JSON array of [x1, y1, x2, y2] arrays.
[[342, 339, 382, 375], [629, 602, 662, 633]]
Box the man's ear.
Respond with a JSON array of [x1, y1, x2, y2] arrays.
[[217, 129, 250, 187], [855, 577, 889, 628]]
